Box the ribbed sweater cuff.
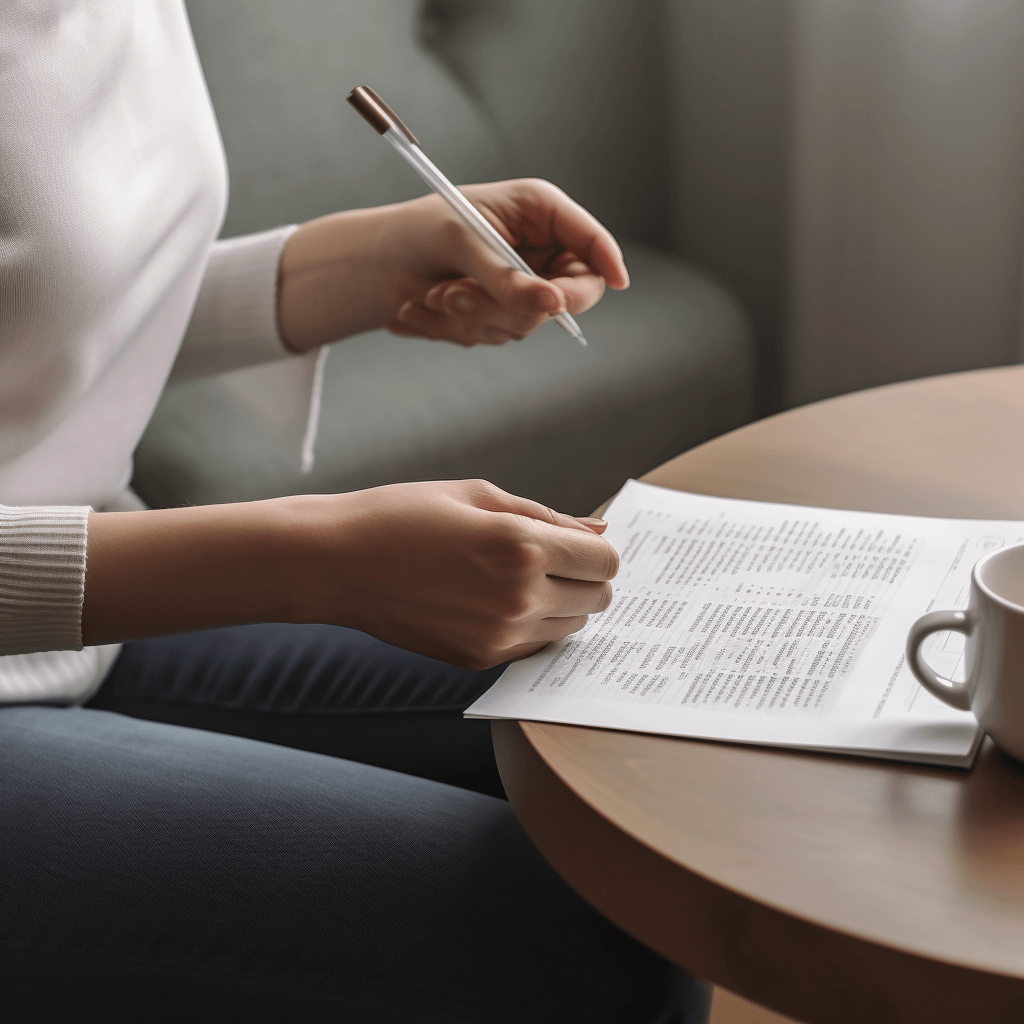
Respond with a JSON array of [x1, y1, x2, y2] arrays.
[[0, 505, 90, 656], [170, 224, 300, 383]]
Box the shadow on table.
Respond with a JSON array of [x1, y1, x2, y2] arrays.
[[956, 740, 1024, 900]]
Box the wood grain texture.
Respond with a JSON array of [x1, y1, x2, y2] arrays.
[[642, 366, 1024, 520], [710, 987, 797, 1024], [494, 366, 1024, 1024]]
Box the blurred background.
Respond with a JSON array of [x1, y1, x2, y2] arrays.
[[135, 0, 1024, 516]]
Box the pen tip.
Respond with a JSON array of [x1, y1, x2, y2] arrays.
[[578, 335, 588, 347]]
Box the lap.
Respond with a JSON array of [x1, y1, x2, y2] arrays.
[[88, 623, 507, 797], [95, 623, 505, 716], [0, 703, 709, 1023]]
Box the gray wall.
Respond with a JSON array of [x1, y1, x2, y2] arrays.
[[665, 0, 791, 416], [784, 0, 1024, 408]]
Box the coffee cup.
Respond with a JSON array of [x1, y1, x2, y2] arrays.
[[907, 542, 1024, 762]]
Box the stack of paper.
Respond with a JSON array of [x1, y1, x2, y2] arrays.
[[466, 480, 1024, 767]]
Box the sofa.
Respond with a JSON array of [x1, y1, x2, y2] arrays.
[[132, 0, 754, 517]]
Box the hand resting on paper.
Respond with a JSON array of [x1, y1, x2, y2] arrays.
[[83, 480, 618, 669], [277, 178, 630, 351], [281, 479, 618, 667]]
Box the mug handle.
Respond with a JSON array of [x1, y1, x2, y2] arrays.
[[905, 610, 975, 712]]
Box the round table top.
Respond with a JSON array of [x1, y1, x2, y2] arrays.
[[492, 366, 1024, 1024]]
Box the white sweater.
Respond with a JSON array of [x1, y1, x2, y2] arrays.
[[0, 2, 323, 701]]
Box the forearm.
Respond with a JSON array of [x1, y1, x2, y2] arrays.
[[82, 500, 295, 646]]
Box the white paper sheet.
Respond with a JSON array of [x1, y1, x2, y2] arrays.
[[466, 481, 1024, 766]]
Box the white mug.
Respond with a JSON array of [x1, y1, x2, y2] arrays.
[[907, 543, 1024, 762]]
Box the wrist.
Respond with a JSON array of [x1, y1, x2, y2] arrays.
[[260, 494, 322, 624], [262, 491, 375, 633], [277, 205, 408, 351]]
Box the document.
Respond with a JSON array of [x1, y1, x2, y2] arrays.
[[466, 481, 1024, 766]]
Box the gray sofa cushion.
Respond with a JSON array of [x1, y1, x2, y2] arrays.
[[133, 242, 752, 516]]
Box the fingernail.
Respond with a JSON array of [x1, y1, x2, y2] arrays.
[[451, 292, 477, 315], [580, 517, 606, 526], [536, 290, 561, 314]]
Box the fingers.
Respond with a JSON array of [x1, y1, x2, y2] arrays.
[[459, 481, 618, 581], [433, 262, 606, 321], [439, 246, 609, 325], [481, 487, 617, 571], [390, 179, 630, 346], [538, 522, 620, 582], [500, 614, 593, 663], [446, 480, 618, 589], [538, 576, 614, 617], [426, 206, 568, 326], [465, 179, 630, 291], [541, 188, 630, 291], [541, 250, 607, 316], [491, 505, 619, 584], [464, 481, 597, 535], [338, 479, 616, 668], [388, 302, 516, 347], [390, 278, 552, 346], [424, 278, 549, 331]]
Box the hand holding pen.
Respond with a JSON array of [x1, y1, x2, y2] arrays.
[[347, 85, 629, 348]]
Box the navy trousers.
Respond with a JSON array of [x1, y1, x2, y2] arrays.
[[0, 624, 711, 1023]]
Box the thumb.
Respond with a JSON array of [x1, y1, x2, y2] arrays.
[[452, 213, 567, 317]]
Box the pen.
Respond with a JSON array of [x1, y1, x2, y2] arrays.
[[347, 85, 588, 347]]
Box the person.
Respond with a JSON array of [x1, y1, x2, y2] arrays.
[[0, 3, 712, 1021]]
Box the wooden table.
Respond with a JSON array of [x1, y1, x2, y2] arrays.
[[492, 366, 1024, 1024]]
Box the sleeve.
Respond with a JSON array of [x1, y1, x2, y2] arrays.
[[168, 225, 329, 473], [0, 504, 90, 656], [169, 225, 300, 382]]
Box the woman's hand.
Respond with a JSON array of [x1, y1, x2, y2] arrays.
[[382, 180, 629, 347], [277, 179, 629, 352], [83, 481, 618, 669], [280, 479, 617, 668]]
